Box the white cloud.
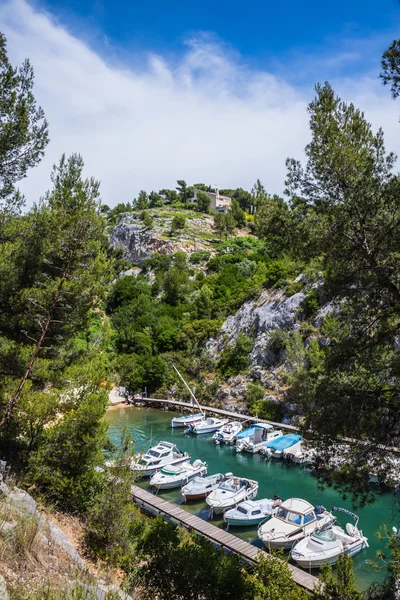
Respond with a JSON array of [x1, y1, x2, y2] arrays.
[[1, 0, 400, 207]]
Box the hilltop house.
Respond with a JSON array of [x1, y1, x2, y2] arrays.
[[190, 188, 232, 213]]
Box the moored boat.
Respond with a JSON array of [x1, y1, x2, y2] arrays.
[[261, 433, 302, 458], [150, 459, 207, 490], [130, 441, 190, 477], [213, 421, 243, 444], [171, 413, 205, 428], [236, 424, 283, 453], [187, 417, 228, 435], [181, 472, 231, 501], [291, 507, 369, 568], [223, 496, 283, 527], [258, 497, 334, 550], [206, 476, 259, 515]]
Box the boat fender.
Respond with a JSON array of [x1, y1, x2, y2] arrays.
[[314, 505, 326, 515], [345, 523, 356, 537]]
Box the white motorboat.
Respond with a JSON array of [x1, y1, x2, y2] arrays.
[[181, 472, 232, 501], [130, 441, 190, 477], [236, 424, 283, 453], [187, 417, 228, 435], [171, 413, 205, 428], [261, 433, 302, 458], [291, 507, 369, 568], [206, 476, 259, 515], [150, 459, 207, 490], [284, 442, 316, 465], [213, 421, 243, 444], [224, 496, 283, 527], [258, 498, 334, 550]]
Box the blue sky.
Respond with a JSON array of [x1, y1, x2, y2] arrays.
[[2, 0, 400, 206], [36, 0, 400, 81]]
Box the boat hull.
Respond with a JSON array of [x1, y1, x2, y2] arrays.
[[171, 414, 205, 428], [133, 456, 190, 477], [225, 516, 267, 527], [292, 541, 367, 568], [151, 468, 207, 490]]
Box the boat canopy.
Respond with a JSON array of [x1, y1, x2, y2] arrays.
[[265, 433, 302, 450], [236, 423, 273, 438]]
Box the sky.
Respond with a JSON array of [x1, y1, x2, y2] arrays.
[[1, 0, 400, 207]]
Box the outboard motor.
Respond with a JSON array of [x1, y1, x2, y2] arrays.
[[215, 432, 223, 445]]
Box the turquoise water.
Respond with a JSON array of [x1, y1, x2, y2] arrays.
[[105, 406, 399, 591]]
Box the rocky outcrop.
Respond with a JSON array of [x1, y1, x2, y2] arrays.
[[110, 222, 181, 262], [208, 289, 305, 368], [109, 213, 214, 262]]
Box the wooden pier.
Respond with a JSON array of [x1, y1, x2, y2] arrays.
[[131, 485, 319, 592], [125, 395, 299, 432]]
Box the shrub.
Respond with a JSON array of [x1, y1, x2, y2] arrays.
[[171, 215, 186, 231], [190, 250, 211, 264], [301, 289, 320, 317], [286, 281, 303, 296], [218, 334, 253, 377], [237, 259, 257, 279]]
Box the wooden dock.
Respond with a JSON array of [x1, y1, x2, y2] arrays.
[[127, 396, 299, 432], [131, 485, 319, 592]]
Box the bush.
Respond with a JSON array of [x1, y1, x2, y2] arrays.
[[218, 334, 253, 377], [190, 250, 211, 264], [301, 289, 320, 317], [286, 281, 303, 296], [171, 215, 186, 231]]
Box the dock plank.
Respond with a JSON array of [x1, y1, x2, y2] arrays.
[[131, 485, 318, 593]]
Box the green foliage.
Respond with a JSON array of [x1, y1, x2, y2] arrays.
[[0, 32, 49, 210], [176, 180, 193, 203], [230, 199, 246, 227], [27, 385, 109, 512], [196, 191, 211, 213], [250, 553, 308, 600], [141, 210, 153, 228], [237, 258, 257, 278], [214, 211, 236, 239], [218, 334, 253, 377], [190, 250, 211, 264], [380, 39, 400, 99], [171, 215, 186, 231], [286, 281, 303, 296], [134, 190, 149, 210], [301, 289, 319, 317], [312, 552, 362, 600], [268, 329, 288, 353], [132, 516, 251, 600], [149, 190, 164, 207], [263, 257, 297, 288], [84, 434, 139, 566]]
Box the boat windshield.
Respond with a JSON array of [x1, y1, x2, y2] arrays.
[[219, 481, 237, 492], [313, 528, 336, 542], [148, 450, 161, 458], [277, 508, 303, 525], [236, 506, 248, 515]]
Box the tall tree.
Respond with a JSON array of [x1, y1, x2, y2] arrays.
[[0, 153, 110, 430], [0, 32, 48, 213], [277, 82, 400, 503], [134, 190, 149, 210], [381, 39, 400, 99]]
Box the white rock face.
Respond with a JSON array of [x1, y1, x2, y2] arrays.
[[210, 289, 306, 370]]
